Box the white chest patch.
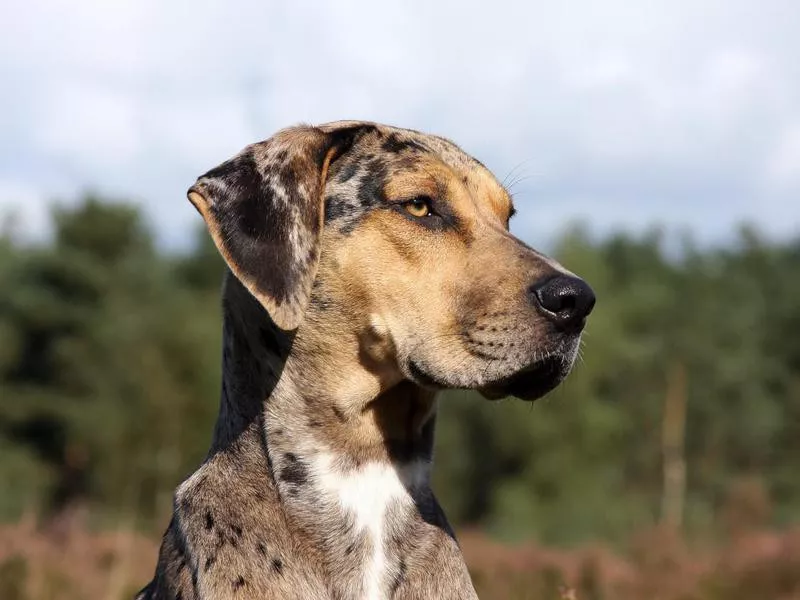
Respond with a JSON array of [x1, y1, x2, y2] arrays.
[[312, 454, 428, 600]]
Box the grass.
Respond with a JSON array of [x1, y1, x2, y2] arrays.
[[1, 517, 799, 599]]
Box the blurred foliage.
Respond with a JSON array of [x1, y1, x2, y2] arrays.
[[1, 196, 799, 549]]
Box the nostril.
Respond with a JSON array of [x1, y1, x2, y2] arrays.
[[531, 275, 596, 328], [560, 294, 577, 312], [532, 277, 572, 314]]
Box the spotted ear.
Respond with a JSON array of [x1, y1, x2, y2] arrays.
[[188, 124, 374, 330]]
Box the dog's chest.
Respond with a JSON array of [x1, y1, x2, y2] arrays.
[[311, 454, 427, 599]]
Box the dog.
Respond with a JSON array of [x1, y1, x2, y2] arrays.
[[136, 121, 595, 600]]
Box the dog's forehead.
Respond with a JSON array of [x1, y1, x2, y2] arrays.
[[321, 120, 481, 171], [321, 120, 511, 214]]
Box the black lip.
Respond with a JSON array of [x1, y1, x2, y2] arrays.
[[482, 355, 567, 401], [410, 353, 569, 401], [408, 359, 447, 388]]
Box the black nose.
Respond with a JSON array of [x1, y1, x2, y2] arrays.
[[530, 275, 596, 329]]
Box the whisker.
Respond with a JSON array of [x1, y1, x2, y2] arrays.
[[500, 157, 537, 191], [505, 173, 535, 194]]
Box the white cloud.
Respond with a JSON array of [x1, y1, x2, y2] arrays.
[[1, 0, 799, 247], [0, 179, 52, 243], [765, 124, 800, 190], [31, 80, 142, 168]]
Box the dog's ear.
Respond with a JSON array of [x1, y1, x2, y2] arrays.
[[188, 124, 374, 330]]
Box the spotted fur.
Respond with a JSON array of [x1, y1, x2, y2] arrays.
[[137, 120, 592, 600]]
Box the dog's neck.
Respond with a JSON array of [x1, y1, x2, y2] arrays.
[[210, 273, 439, 507], [170, 275, 473, 599]]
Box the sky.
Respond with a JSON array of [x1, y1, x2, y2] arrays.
[[1, 0, 799, 249]]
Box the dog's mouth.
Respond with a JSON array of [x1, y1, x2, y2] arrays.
[[407, 359, 449, 389], [408, 353, 571, 401], [478, 355, 569, 402]]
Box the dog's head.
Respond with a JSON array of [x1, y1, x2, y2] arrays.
[[189, 121, 594, 402]]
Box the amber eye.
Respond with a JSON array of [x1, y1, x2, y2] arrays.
[[403, 197, 433, 218]]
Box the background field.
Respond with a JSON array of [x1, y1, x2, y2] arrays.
[[3, 0, 800, 597], [1, 198, 799, 599]]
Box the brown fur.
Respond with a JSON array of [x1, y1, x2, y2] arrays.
[[136, 121, 594, 599]]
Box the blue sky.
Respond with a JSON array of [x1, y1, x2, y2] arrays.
[[1, 0, 799, 249]]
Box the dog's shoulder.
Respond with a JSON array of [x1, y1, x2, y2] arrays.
[[141, 445, 331, 599], [135, 515, 197, 600]]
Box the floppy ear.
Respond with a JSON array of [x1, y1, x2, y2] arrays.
[[188, 124, 374, 330]]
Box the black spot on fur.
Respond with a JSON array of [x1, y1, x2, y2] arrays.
[[257, 542, 267, 556], [204, 555, 216, 572], [345, 543, 355, 555], [231, 524, 243, 538], [280, 453, 308, 485], [357, 159, 388, 209], [214, 532, 226, 550], [264, 451, 275, 483], [276, 160, 301, 205], [324, 194, 352, 223], [272, 557, 284, 575], [326, 124, 378, 163], [331, 406, 347, 422], [391, 559, 407, 596], [233, 575, 246, 590], [336, 161, 359, 183], [310, 293, 334, 312], [205, 511, 214, 531], [309, 276, 335, 312], [381, 134, 426, 154], [176, 591, 183, 600]]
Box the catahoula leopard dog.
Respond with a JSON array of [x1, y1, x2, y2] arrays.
[[136, 121, 595, 600]]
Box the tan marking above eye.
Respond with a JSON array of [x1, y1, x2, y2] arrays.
[[403, 198, 432, 218]]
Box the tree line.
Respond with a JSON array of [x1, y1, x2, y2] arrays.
[[1, 196, 798, 545]]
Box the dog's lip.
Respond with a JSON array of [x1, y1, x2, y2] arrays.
[[407, 359, 448, 389], [479, 355, 567, 401]]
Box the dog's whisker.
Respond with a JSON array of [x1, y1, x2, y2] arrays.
[[500, 157, 536, 190], [505, 174, 535, 195]]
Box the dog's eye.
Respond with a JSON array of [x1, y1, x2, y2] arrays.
[[403, 197, 433, 218]]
